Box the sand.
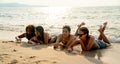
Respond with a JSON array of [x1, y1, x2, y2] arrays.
[[0, 40, 120, 64], [0, 30, 120, 64]]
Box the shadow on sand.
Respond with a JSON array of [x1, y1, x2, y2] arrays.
[[19, 42, 49, 50]]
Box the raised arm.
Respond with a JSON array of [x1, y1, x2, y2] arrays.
[[75, 22, 85, 36]]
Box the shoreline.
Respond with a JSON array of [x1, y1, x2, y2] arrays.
[[0, 30, 120, 43], [0, 30, 27, 41]]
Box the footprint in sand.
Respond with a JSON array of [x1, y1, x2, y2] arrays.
[[34, 60, 49, 64], [2, 41, 14, 43], [34, 60, 57, 64], [0, 53, 9, 60], [52, 61, 57, 64], [12, 49, 17, 52], [1, 54, 9, 56], [35, 60, 41, 64], [29, 56, 36, 59], [2, 41, 8, 43], [19, 56, 22, 58]]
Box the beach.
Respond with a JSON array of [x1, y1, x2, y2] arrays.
[[0, 6, 120, 64], [0, 30, 120, 64], [0, 38, 120, 64]]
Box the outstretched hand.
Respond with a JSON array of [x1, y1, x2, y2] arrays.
[[15, 37, 21, 43]]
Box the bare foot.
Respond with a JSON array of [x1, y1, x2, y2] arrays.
[[77, 22, 85, 27], [102, 22, 107, 32], [103, 22, 107, 26]]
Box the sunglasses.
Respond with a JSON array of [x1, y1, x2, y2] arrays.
[[78, 34, 85, 37]]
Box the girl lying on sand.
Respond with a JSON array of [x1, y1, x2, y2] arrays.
[[67, 22, 111, 51], [53, 25, 75, 50], [15, 25, 35, 43], [28, 26, 56, 45]]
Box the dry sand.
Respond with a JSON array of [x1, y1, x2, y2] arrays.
[[0, 40, 120, 64]]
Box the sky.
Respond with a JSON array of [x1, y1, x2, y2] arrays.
[[0, 0, 120, 7]]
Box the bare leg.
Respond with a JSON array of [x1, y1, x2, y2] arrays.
[[98, 22, 107, 40], [102, 22, 107, 32], [98, 25, 103, 40], [98, 25, 110, 44]]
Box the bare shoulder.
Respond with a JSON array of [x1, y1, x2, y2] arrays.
[[89, 35, 95, 39], [44, 32, 49, 38], [58, 34, 62, 39], [56, 34, 63, 41], [44, 32, 49, 35], [56, 34, 62, 42], [57, 34, 62, 37], [44, 32, 49, 36], [70, 34, 75, 39]]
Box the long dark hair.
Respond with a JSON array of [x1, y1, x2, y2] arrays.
[[79, 27, 90, 40], [63, 25, 71, 33], [26, 25, 35, 40], [35, 26, 44, 43]]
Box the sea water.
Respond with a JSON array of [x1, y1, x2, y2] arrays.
[[0, 6, 120, 42]]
